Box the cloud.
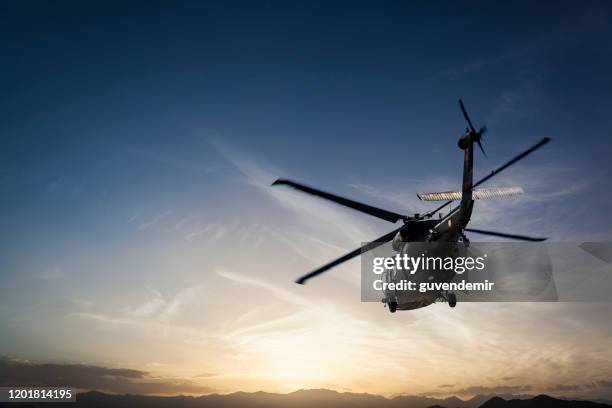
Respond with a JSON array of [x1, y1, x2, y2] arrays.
[[184, 224, 215, 242], [452, 385, 532, 396], [121, 145, 216, 175], [126, 297, 167, 319], [597, 380, 612, 388], [194, 373, 219, 378], [547, 384, 582, 392], [439, 46, 532, 77], [175, 215, 201, 231], [66, 283, 218, 345], [0, 357, 214, 395], [139, 210, 173, 230], [120, 284, 210, 324], [208, 139, 394, 286], [438, 11, 597, 79], [39, 266, 65, 280], [209, 138, 379, 240], [487, 92, 525, 125], [47, 176, 65, 192], [216, 270, 310, 308]]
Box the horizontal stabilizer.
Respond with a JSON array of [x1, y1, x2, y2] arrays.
[[418, 187, 523, 201]]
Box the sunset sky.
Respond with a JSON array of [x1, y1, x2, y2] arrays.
[[1, 0, 612, 400]]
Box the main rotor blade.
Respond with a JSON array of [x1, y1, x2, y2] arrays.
[[465, 228, 547, 242], [459, 99, 476, 133], [423, 138, 551, 218], [473, 137, 551, 189], [272, 179, 407, 223], [424, 199, 455, 218], [295, 228, 402, 284]]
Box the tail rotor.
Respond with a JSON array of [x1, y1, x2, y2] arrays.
[[459, 99, 487, 156]]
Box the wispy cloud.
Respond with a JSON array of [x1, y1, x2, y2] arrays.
[[208, 138, 391, 273], [39, 266, 65, 280], [217, 270, 311, 307], [440, 47, 531, 77], [138, 210, 173, 230], [121, 145, 217, 175]]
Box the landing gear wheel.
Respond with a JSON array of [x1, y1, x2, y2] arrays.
[[388, 301, 397, 313], [448, 293, 457, 308]]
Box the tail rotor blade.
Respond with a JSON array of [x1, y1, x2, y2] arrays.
[[459, 99, 476, 133], [295, 228, 401, 284], [465, 228, 547, 242], [477, 139, 486, 156]]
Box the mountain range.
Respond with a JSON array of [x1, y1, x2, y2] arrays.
[[4, 389, 609, 408]]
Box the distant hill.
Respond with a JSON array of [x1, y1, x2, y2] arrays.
[[2, 390, 609, 408], [480, 394, 612, 408]]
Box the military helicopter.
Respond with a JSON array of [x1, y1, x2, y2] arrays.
[[272, 100, 551, 311]]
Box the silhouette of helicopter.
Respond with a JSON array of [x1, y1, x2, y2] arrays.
[[273, 100, 551, 311]]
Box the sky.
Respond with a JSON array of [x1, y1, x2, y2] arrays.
[[1, 0, 612, 400]]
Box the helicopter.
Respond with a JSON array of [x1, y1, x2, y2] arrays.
[[272, 100, 551, 312]]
